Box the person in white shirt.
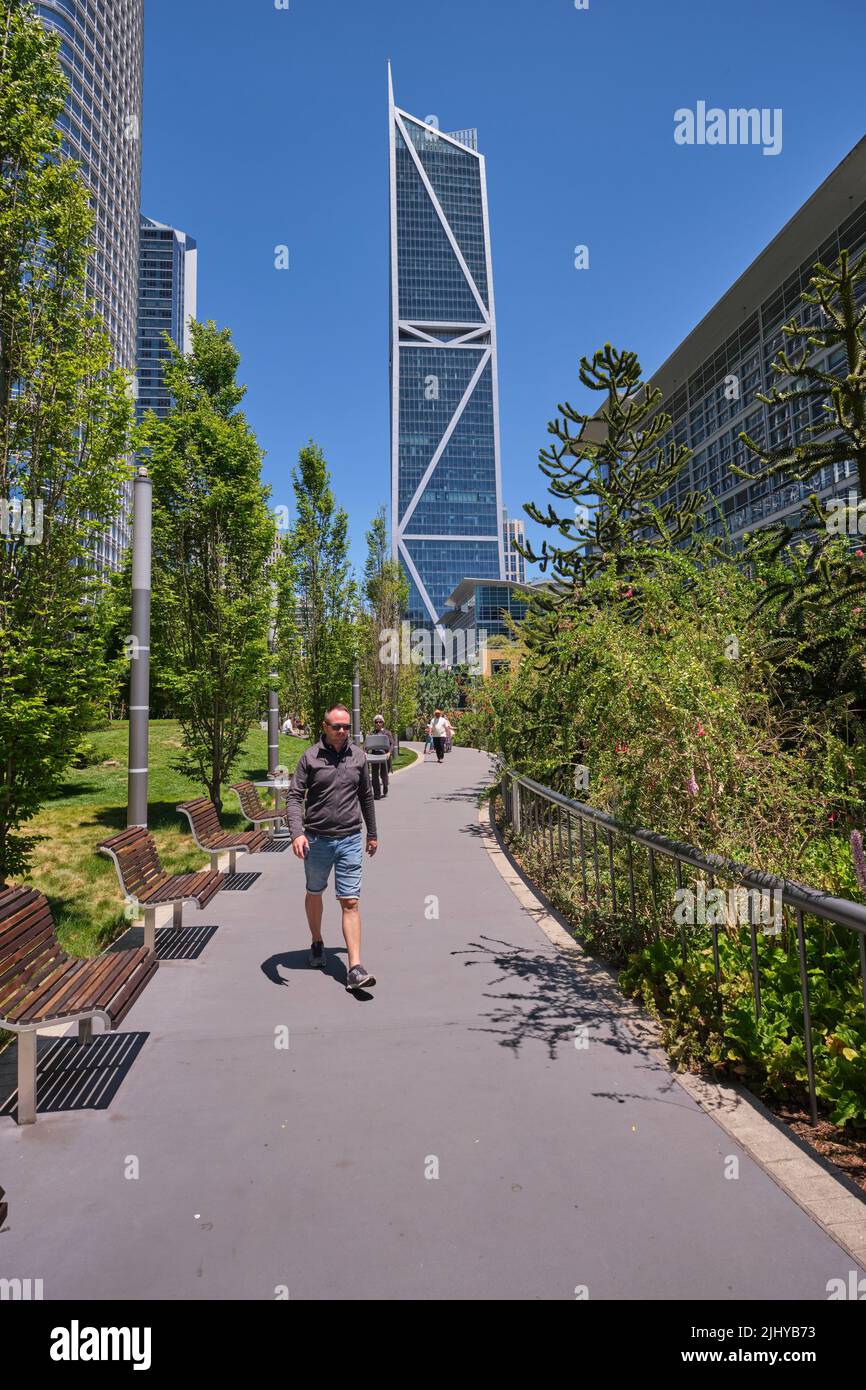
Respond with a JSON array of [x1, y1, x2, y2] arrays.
[[443, 714, 455, 753], [430, 709, 448, 763]]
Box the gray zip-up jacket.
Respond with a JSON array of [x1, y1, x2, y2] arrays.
[[286, 737, 378, 841]]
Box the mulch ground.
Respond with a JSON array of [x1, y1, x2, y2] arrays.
[[773, 1107, 866, 1195]]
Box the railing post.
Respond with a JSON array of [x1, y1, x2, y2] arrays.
[[675, 860, 686, 965], [626, 838, 636, 932], [748, 891, 762, 1020], [795, 909, 818, 1126], [578, 816, 588, 902], [709, 871, 721, 989], [592, 823, 601, 907], [607, 830, 617, 914], [513, 779, 521, 833]]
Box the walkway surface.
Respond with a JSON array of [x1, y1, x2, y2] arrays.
[[0, 746, 862, 1300]]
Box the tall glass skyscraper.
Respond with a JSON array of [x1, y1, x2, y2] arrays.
[[388, 66, 505, 633], [36, 0, 144, 571], [137, 217, 198, 423]]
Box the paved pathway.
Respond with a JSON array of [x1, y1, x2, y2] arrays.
[[0, 747, 862, 1299]]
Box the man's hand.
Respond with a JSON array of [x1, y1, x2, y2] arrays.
[[366, 836, 378, 857], [292, 835, 309, 859]]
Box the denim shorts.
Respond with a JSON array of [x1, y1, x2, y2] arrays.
[[304, 831, 363, 899]]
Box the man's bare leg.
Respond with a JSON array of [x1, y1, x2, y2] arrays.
[[305, 891, 324, 942], [339, 896, 361, 969]]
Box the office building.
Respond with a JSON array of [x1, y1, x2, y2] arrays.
[[502, 509, 527, 583], [638, 138, 866, 545], [137, 217, 198, 423], [37, 0, 144, 572], [439, 576, 531, 656], [388, 66, 505, 634]]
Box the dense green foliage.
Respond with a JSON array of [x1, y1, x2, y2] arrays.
[[358, 508, 416, 736], [274, 442, 356, 735], [519, 343, 700, 627], [0, 2, 132, 883], [139, 321, 275, 810], [469, 304, 866, 1127]]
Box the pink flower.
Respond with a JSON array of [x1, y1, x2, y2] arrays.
[[857, 550, 865, 559], [696, 721, 706, 737], [686, 773, 699, 796]]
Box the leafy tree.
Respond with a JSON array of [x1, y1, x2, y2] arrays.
[[358, 507, 415, 736], [272, 533, 306, 729], [735, 248, 866, 625], [738, 248, 866, 503], [0, 1, 132, 883], [414, 664, 463, 724], [140, 321, 274, 809], [101, 551, 180, 720], [519, 344, 700, 624], [277, 441, 355, 735]]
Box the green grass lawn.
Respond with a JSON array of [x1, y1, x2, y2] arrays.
[[24, 722, 416, 956]]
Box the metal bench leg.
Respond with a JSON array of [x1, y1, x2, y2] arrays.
[[144, 906, 157, 953], [78, 1019, 92, 1046], [17, 1031, 37, 1125], [173, 900, 183, 929], [229, 848, 238, 874]]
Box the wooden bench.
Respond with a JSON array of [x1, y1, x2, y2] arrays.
[[230, 780, 288, 834], [97, 828, 223, 953], [176, 798, 269, 873], [0, 885, 157, 1124]]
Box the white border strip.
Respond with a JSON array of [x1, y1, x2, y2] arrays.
[[478, 795, 866, 1269]]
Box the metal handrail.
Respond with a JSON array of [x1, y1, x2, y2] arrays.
[[504, 768, 866, 935], [495, 762, 866, 1126]]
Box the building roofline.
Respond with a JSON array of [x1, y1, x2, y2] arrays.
[[440, 576, 536, 611], [646, 137, 866, 401]]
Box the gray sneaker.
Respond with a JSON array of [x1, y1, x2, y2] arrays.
[[345, 964, 376, 991], [309, 940, 325, 968]]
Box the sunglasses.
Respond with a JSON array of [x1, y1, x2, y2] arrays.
[[326, 721, 351, 731]]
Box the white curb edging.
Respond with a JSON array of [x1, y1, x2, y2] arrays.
[[478, 796, 866, 1271]]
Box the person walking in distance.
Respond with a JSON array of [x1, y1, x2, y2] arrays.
[[286, 702, 379, 991], [443, 712, 455, 754], [369, 713, 395, 800], [430, 709, 448, 763]]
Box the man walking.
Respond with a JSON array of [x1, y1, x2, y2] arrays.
[[287, 703, 379, 991], [369, 713, 395, 800]]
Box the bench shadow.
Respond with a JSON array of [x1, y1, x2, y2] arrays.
[[110, 924, 218, 961], [0, 1032, 149, 1121]]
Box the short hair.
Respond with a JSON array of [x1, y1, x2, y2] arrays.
[[324, 703, 351, 721], [373, 713, 385, 722]]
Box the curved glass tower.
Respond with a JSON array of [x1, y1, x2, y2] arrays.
[[37, 0, 144, 572], [388, 66, 505, 634]]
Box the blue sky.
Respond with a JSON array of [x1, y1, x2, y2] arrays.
[[141, 0, 865, 579]]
